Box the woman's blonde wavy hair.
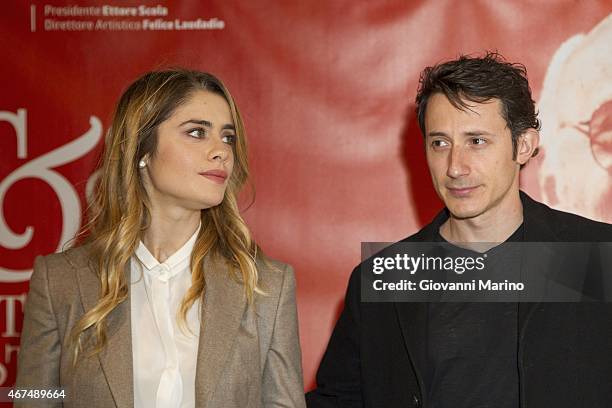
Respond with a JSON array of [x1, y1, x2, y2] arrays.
[[71, 69, 259, 364]]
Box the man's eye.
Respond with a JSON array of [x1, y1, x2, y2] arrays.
[[187, 128, 205, 138], [222, 134, 236, 144], [472, 137, 487, 145], [432, 140, 449, 148]]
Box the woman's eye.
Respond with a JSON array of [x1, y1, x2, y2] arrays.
[[222, 134, 236, 144], [187, 128, 205, 138]]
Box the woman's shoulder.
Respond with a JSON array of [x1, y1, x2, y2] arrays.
[[256, 255, 295, 295], [28, 244, 96, 308], [35, 243, 95, 276]]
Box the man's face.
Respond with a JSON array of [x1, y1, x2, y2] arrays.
[[424, 93, 520, 220]]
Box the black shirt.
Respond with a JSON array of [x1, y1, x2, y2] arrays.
[[426, 224, 524, 408]]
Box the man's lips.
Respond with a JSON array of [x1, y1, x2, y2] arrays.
[[447, 186, 479, 197], [199, 169, 228, 184]]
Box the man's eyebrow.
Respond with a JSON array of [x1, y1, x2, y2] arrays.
[[179, 119, 236, 131], [463, 130, 495, 137], [427, 130, 496, 138]]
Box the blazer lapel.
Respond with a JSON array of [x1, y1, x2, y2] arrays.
[[74, 253, 134, 408], [194, 254, 247, 407], [394, 302, 429, 403], [393, 207, 444, 404], [518, 192, 564, 329]]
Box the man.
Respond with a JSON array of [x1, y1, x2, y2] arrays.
[[306, 53, 612, 408]]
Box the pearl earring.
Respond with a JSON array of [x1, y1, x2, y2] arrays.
[[138, 160, 146, 168]]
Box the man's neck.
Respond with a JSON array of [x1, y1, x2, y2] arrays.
[[439, 192, 524, 244]]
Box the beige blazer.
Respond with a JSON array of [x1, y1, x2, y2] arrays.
[[15, 245, 306, 408]]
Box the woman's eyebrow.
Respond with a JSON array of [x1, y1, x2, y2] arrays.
[[179, 119, 235, 131], [179, 119, 212, 127]]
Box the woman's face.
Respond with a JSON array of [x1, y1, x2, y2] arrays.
[[141, 90, 236, 213]]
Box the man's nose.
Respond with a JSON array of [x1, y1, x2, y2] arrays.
[[446, 146, 470, 178]]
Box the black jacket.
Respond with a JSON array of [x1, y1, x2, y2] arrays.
[[306, 192, 612, 408]]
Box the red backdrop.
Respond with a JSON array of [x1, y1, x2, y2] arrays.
[[1, 0, 611, 394]]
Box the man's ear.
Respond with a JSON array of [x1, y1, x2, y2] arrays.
[[516, 128, 540, 165]]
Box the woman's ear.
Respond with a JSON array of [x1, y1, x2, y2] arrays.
[[516, 128, 540, 165]]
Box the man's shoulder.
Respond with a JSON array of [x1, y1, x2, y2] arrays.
[[401, 192, 612, 242], [521, 192, 612, 241], [539, 204, 610, 230]]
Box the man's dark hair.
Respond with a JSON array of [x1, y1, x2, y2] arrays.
[[415, 52, 540, 158]]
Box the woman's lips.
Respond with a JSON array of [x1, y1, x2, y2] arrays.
[[199, 170, 228, 184]]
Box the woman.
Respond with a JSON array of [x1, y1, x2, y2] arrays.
[[15, 69, 306, 408]]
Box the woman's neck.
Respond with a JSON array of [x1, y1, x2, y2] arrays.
[[141, 209, 201, 263]]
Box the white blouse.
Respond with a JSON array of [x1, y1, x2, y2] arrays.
[[130, 225, 201, 408]]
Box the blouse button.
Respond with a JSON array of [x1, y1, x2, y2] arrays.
[[158, 264, 171, 282]]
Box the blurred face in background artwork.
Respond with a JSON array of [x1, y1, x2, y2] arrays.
[[537, 14, 612, 222]]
